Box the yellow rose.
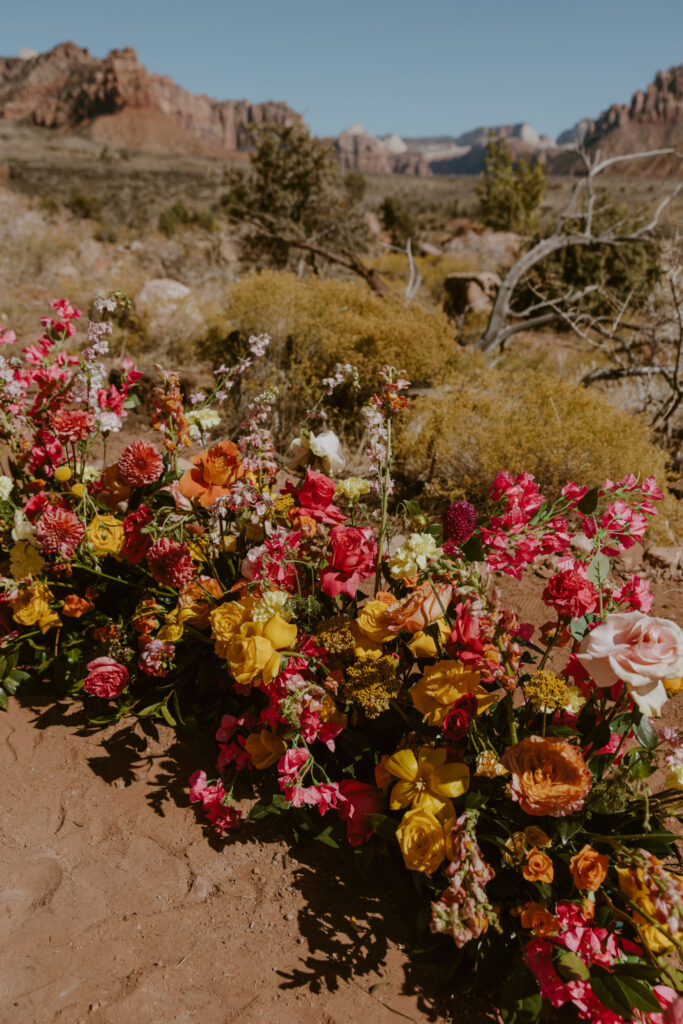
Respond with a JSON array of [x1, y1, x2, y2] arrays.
[[349, 621, 384, 660], [244, 730, 287, 770], [355, 598, 395, 644], [209, 598, 255, 657], [223, 614, 297, 686], [86, 515, 124, 557], [9, 541, 45, 580], [410, 660, 494, 726], [261, 613, 297, 651], [11, 583, 60, 633], [407, 620, 451, 659], [396, 807, 447, 875]]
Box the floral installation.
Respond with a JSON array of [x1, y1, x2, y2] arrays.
[[0, 297, 682, 1023]]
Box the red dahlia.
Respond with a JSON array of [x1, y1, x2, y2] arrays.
[[50, 408, 95, 444], [147, 537, 196, 588]]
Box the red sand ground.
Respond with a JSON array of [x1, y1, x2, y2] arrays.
[[1, 578, 681, 1024]]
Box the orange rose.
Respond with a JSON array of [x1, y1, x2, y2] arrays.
[[522, 848, 554, 883], [62, 594, 94, 618], [178, 576, 224, 629], [178, 440, 244, 508], [502, 736, 591, 817], [520, 902, 561, 937], [384, 581, 453, 634], [569, 845, 609, 891]]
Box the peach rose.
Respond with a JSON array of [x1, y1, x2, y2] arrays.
[[384, 581, 453, 634], [577, 611, 683, 717], [569, 845, 609, 891], [522, 848, 554, 883], [501, 736, 592, 817], [178, 440, 244, 508]]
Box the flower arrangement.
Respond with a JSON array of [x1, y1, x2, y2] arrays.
[[1, 297, 682, 1023]]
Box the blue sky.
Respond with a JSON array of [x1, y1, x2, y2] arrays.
[[3, 0, 682, 140]]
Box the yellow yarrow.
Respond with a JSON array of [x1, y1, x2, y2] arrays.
[[342, 655, 402, 718], [524, 670, 571, 713]]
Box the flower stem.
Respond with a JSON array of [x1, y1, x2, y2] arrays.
[[374, 416, 392, 595]]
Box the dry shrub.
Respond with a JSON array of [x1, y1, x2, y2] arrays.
[[207, 270, 477, 443], [395, 368, 681, 541]]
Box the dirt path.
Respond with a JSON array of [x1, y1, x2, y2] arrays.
[[1, 579, 680, 1024]]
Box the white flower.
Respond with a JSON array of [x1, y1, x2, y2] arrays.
[[0, 474, 13, 502], [665, 764, 683, 791], [388, 533, 443, 580], [288, 429, 345, 475], [12, 509, 37, 545], [252, 590, 291, 623], [563, 684, 587, 714], [186, 407, 222, 439], [9, 541, 45, 580], [335, 477, 371, 502]]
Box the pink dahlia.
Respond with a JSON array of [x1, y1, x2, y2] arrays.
[[117, 440, 164, 486], [36, 504, 85, 557], [147, 537, 196, 588], [50, 408, 95, 444]]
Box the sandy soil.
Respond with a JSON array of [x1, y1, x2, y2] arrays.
[[1, 579, 681, 1024]]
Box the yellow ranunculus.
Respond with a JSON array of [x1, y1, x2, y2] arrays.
[[157, 606, 197, 642], [407, 620, 451, 659], [410, 659, 495, 726], [86, 514, 124, 557], [396, 807, 447, 875], [386, 745, 469, 820], [244, 730, 287, 770], [319, 694, 348, 729], [354, 599, 394, 644], [11, 583, 60, 633]]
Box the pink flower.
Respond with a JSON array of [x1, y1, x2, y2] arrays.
[[337, 780, 384, 846], [138, 638, 175, 677], [36, 505, 85, 557], [147, 537, 196, 588], [83, 657, 129, 699], [188, 770, 242, 836], [277, 747, 310, 789], [612, 574, 653, 613], [118, 440, 164, 486], [240, 527, 301, 591], [577, 612, 683, 716], [442, 500, 477, 545], [542, 568, 599, 619], [283, 469, 346, 525], [50, 408, 95, 444], [288, 782, 344, 815], [320, 526, 377, 599]]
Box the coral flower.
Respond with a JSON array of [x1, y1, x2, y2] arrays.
[[385, 745, 469, 820], [50, 408, 95, 444], [117, 439, 164, 486], [178, 440, 244, 508], [36, 504, 85, 557], [502, 736, 592, 817], [147, 537, 196, 588], [385, 581, 453, 634]]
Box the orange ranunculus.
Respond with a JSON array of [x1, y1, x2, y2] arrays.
[[519, 902, 561, 937], [62, 594, 94, 618], [502, 736, 592, 817], [385, 581, 453, 634], [522, 848, 554, 883], [178, 576, 224, 629], [178, 440, 244, 508], [410, 659, 494, 726], [569, 845, 609, 891]]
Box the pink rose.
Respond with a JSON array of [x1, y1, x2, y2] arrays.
[[83, 656, 129, 699], [320, 526, 377, 598], [337, 780, 384, 846], [577, 611, 683, 716], [283, 469, 346, 525]]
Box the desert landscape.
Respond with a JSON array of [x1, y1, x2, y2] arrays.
[[1, 19, 683, 1024]]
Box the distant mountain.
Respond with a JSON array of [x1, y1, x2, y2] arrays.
[[0, 42, 302, 155]]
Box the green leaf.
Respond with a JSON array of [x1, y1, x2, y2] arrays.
[[314, 826, 339, 849], [0, 687, 8, 711], [577, 487, 599, 514], [461, 535, 485, 562], [555, 820, 582, 845], [587, 552, 610, 587], [160, 704, 177, 727], [590, 972, 634, 1019], [500, 957, 542, 1024], [588, 720, 612, 751], [569, 615, 590, 642], [369, 981, 391, 994], [137, 702, 162, 717], [555, 951, 589, 982], [632, 713, 658, 750]]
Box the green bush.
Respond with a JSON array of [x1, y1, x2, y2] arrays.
[[477, 137, 545, 233], [158, 201, 215, 237], [379, 196, 418, 247], [66, 192, 102, 221]]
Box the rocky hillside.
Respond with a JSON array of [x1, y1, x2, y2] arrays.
[[0, 42, 302, 155], [553, 65, 683, 176]]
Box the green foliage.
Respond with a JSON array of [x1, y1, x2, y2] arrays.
[[221, 122, 368, 272], [344, 171, 367, 203], [379, 195, 417, 246], [477, 137, 546, 233], [66, 192, 103, 221], [158, 201, 215, 237], [204, 269, 473, 444], [522, 194, 661, 318]]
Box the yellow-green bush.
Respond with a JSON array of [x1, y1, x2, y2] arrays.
[[205, 270, 478, 442], [394, 368, 680, 541]]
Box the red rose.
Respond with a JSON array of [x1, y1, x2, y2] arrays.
[[83, 657, 129, 699], [284, 469, 346, 525], [121, 505, 153, 563], [542, 569, 598, 619], [320, 526, 377, 599], [442, 693, 478, 741], [337, 780, 384, 846]]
